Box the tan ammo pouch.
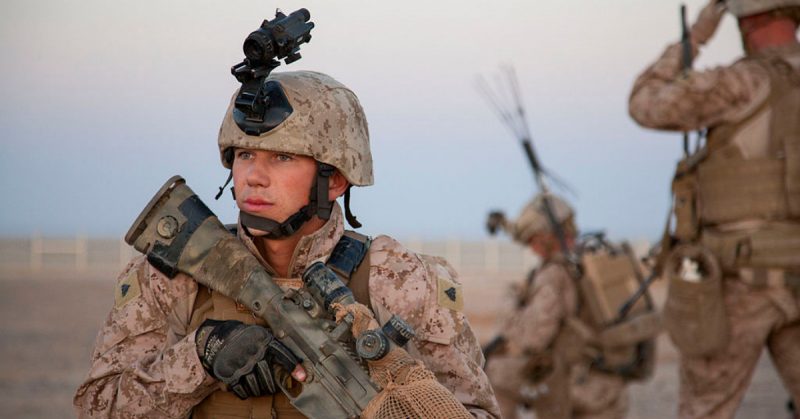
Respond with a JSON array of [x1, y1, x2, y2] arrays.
[[519, 352, 571, 419], [663, 244, 729, 357], [701, 224, 800, 271], [672, 168, 701, 242]]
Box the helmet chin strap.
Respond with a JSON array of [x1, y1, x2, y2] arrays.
[[239, 162, 336, 239]]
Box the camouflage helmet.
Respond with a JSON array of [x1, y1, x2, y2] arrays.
[[509, 194, 574, 244], [725, 0, 800, 17], [218, 70, 374, 187]]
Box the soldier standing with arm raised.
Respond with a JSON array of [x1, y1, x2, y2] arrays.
[[629, 1, 800, 418]]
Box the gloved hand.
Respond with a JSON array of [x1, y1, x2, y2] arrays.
[[691, 0, 727, 46], [486, 211, 507, 235], [195, 319, 302, 399]]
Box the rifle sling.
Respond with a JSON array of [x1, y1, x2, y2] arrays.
[[328, 230, 372, 311]]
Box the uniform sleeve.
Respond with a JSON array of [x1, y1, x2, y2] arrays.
[[503, 264, 569, 356], [628, 41, 771, 132], [368, 236, 501, 419], [73, 256, 218, 418]]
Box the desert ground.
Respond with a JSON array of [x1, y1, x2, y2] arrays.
[[0, 272, 793, 418]]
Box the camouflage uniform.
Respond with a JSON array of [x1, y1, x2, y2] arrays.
[[484, 195, 629, 419], [486, 262, 628, 419], [74, 203, 500, 418], [629, 3, 800, 417], [75, 67, 499, 418]]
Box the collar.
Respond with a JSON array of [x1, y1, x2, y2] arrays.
[[237, 202, 346, 278], [750, 42, 800, 59]]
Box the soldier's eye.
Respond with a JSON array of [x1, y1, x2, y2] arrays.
[[275, 153, 294, 162], [236, 150, 253, 160]]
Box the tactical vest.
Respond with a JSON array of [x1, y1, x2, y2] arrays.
[[188, 231, 372, 419], [696, 54, 800, 226], [669, 51, 800, 270]]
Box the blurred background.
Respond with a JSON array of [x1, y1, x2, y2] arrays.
[[0, 0, 792, 417]]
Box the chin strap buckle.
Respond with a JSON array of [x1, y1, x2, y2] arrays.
[[314, 163, 335, 221]]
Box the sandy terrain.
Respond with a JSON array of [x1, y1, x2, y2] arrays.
[[0, 275, 793, 418]]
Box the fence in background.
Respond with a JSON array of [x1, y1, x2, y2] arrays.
[[0, 234, 541, 280]]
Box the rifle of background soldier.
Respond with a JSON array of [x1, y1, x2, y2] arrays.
[[617, 3, 699, 321], [681, 3, 693, 156]]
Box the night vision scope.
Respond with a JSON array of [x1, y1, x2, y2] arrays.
[[232, 8, 314, 83], [230, 8, 315, 136]]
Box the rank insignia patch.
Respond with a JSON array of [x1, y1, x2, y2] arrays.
[[114, 270, 142, 308], [437, 276, 463, 312]]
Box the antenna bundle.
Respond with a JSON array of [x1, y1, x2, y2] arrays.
[[475, 66, 573, 195]]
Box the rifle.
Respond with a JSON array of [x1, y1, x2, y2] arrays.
[[126, 176, 411, 419], [681, 3, 693, 156], [617, 4, 705, 319]]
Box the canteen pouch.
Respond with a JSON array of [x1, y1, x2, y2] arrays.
[[663, 244, 729, 357]]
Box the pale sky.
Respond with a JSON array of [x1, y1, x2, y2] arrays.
[[0, 0, 750, 241]]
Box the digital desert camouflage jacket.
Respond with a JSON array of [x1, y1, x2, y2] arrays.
[[73, 204, 500, 418], [629, 39, 800, 132], [500, 261, 578, 356]]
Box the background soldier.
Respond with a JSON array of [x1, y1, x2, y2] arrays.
[[73, 70, 500, 418], [629, 0, 800, 418], [484, 194, 629, 419]]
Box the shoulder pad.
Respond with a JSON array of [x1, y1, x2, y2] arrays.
[[327, 230, 371, 279]]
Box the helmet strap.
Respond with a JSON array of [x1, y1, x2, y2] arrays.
[[312, 162, 335, 221], [240, 207, 312, 238], [239, 162, 336, 239], [214, 171, 234, 200], [343, 186, 362, 228]]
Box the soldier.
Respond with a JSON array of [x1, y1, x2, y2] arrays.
[[73, 70, 500, 418], [629, 0, 800, 418], [484, 194, 629, 419]]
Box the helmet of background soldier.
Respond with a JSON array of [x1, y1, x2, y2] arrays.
[[218, 70, 373, 187], [509, 194, 574, 244], [726, 0, 800, 18]]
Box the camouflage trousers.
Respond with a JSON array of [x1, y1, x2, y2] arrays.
[[486, 355, 628, 419], [678, 278, 800, 419]]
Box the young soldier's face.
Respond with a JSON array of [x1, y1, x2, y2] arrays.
[[232, 148, 317, 228], [529, 232, 560, 259]]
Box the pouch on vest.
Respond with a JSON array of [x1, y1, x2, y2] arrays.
[[672, 169, 701, 242], [663, 244, 729, 357], [580, 247, 652, 324], [519, 351, 571, 419], [578, 239, 660, 381]]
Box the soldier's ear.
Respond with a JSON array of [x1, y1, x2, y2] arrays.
[[328, 170, 350, 201]]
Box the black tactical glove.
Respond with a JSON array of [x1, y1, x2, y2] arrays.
[[486, 211, 507, 235], [195, 319, 301, 399]]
